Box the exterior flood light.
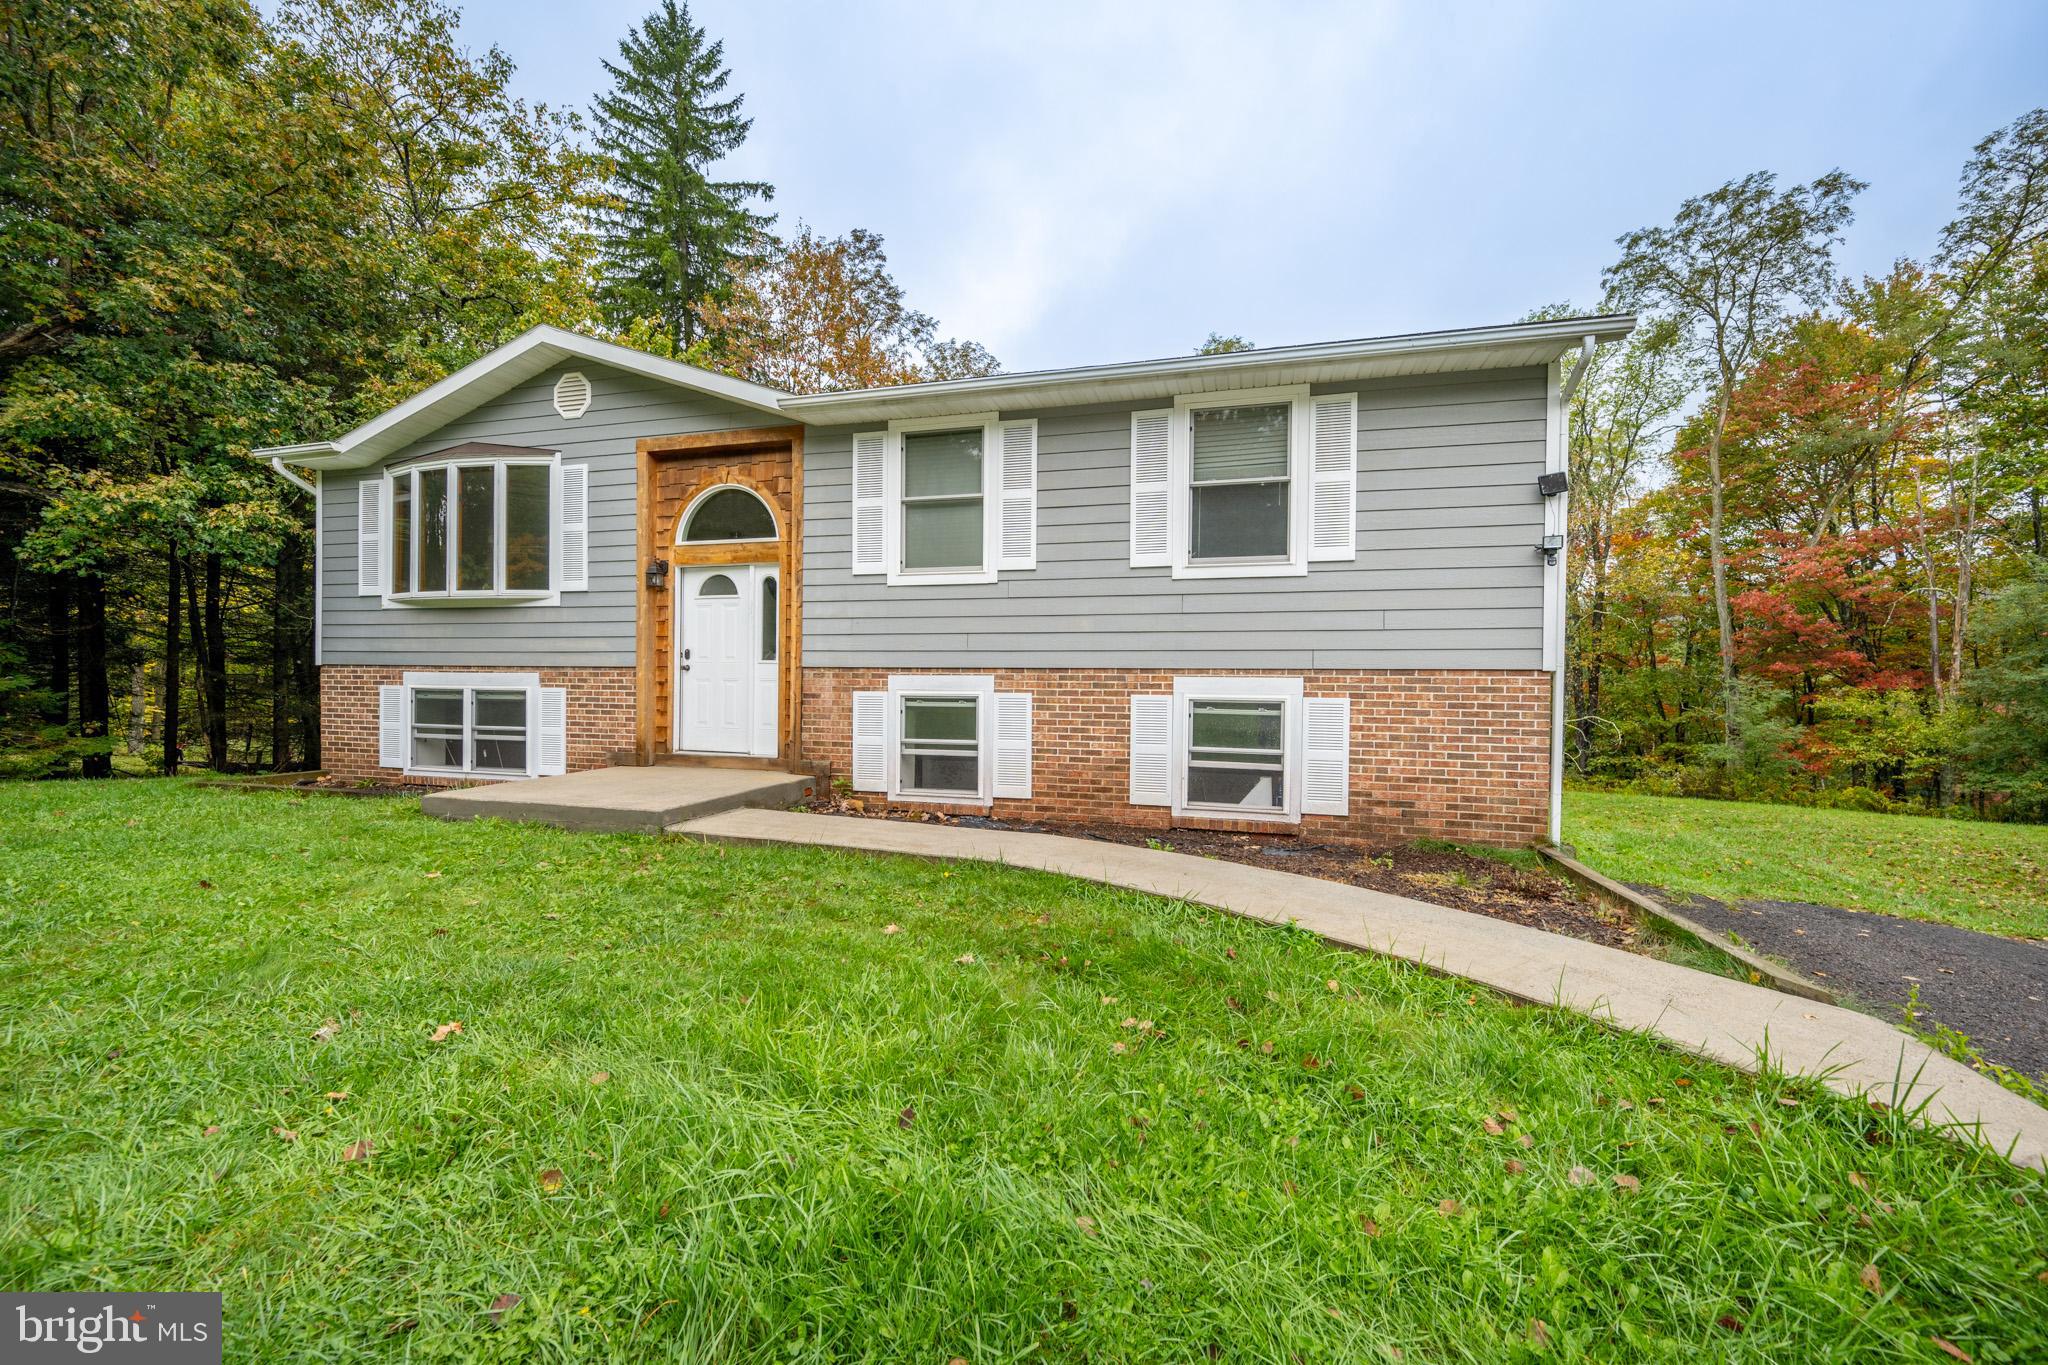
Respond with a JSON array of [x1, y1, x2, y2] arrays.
[[1537, 534, 1565, 566], [1537, 471, 1569, 497]]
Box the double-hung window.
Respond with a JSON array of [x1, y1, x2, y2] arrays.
[[1129, 384, 1357, 579], [1185, 697, 1287, 811], [849, 413, 1037, 585], [1189, 403, 1291, 563], [408, 685, 530, 776], [900, 428, 985, 574], [387, 454, 554, 600], [898, 693, 981, 798]]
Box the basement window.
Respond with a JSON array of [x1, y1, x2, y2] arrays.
[[409, 686, 529, 776]]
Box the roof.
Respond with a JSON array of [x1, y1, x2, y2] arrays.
[[255, 326, 794, 471], [778, 314, 1636, 424], [256, 314, 1634, 469]]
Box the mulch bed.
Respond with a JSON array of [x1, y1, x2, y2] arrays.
[[802, 797, 1637, 950], [200, 774, 442, 798]]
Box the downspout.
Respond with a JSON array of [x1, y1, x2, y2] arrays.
[[270, 456, 317, 495], [269, 457, 322, 668], [1546, 335, 1596, 847]]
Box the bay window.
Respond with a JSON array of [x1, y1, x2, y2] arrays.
[[389, 456, 553, 599]]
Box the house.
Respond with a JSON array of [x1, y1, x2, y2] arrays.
[[257, 314, 1633, 848]]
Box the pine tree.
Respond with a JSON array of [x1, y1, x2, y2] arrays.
[[592, 0, 774, 350]]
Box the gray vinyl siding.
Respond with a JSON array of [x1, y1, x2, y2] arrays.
[[320, 363, 769, 667], [801, 366, 1550, 670]]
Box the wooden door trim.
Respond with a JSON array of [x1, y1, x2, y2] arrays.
[[635, 426, 804, 766]]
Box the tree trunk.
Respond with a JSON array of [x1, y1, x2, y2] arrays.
[[185, 558, 209, 767], [77, 575, 111, 778], [271, 553, 291, 771], [44, 573, 71, 744], [162, 552, 181, 776], [126, 660, 148, 755], [1704, 387, 1739, 758], [202, 553, 228, 772]]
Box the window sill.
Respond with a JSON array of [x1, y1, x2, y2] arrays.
[[1170, 558, 1308, 581], [887, 567, 996, 587], [386, 590, 558, 608]]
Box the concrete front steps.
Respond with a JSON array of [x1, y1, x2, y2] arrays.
[[421, 764, 817, 835]]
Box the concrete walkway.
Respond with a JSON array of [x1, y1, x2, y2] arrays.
[[674, 808, 2048, 1171], [423, 765, 815, 834]]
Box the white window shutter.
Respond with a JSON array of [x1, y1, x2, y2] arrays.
[[851, 432, 887, 575], [377, 685, 407, 768], [1129, 410, 1173, 567], [851, 690, 888, 791], [1302, 696, 1351, 815], [357, 479, 384, 595], [996, 419, 1037, 570], [558, 463, 589, 591], [1128, 694, 1173, 807], [1308, 393, 1357, 561], [536, 686, 568, 775], [993, 691, 1032, 798]]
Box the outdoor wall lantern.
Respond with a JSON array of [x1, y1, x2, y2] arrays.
[[1537, 534, 1565, 566], [645, 558, 670, 591], [1537, 471, 1569, 498]]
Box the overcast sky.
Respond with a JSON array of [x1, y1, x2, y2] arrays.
[[396, 0, 2044, 372]]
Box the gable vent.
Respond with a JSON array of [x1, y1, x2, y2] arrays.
[[552, 371, 592, 420]]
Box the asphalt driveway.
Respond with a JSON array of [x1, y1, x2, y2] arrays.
[[1635, 886, 2048, 1084]]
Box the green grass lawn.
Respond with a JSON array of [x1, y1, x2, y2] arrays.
[[1566, 790, 2048, 940], [3, 781, 2044, 1362]]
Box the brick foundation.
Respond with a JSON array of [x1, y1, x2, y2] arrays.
[[320, 665, 636, 786], [801, 667, 1553, 848]]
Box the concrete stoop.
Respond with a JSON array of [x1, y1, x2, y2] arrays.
[[421, 765, 816, 835]]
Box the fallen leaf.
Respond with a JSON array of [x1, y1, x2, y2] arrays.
[[898, 1105, 916, 1129], [1716, 1315, 1744, 1334], [1347, 1085, 1367, 1101], [1326, 979, 1340, 992], [424, 870, 442, 879], [1777, 1095, 1800, 1107], [1282, 1179, 1298, 1197], [1673, 1078, 1692, 1088], [429, 1021, 463, 1042], [1301, 1054, 1322, 1071], [1437, 1198, 1461, 1216], [1930, 1337, 1971, 1362], [1482, 1116, 1504, 1135], [1529, 1318, 1551, 1347], [1260, 1041, 1275, 1055], [342, 1139, 373, 1162], [1504, 1159, 1525, 1175], [1497, 1107, 1519, 1123], [273, 1127, 298, 1142], [1517, 1133, 1534, 1148], [538, 1168, 564, 1192], [105, 1046, 124, 1060], [384, 1317, 417, 1337], [201, 1125, 221, 1137], [1225, 948, 1236, 959], [954, 953, 975, 965], [311, 1019, 338, 1044], [882, 924, 901, 935], [1101, 995, 1118, 1005], [1613, 1173, 1640, 1192], [2013, 1191, 2029, 1207], [1359, 1216, 1380, 1236], [1848, 1171, 1870, 1191], [1859, 1263, 1882, 1295], [487, 1293, 521, 1327], [1568, 1166, 1594, 1186], [1074, 1215, 1098, 1237], [198, 879, 213, 890], [1111, 1042, 1127, 1054], [325, 1090, 349, 1101]]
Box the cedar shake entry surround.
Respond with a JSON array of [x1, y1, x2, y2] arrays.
[[636, 426, 804, 762]]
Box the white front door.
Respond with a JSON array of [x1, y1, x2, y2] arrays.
[[678, 564, 780, 755], [679, 566, 754, 753]]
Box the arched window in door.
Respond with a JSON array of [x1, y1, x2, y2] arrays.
[[697, 572, 739, 597], [681, 486, 777, 542]]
